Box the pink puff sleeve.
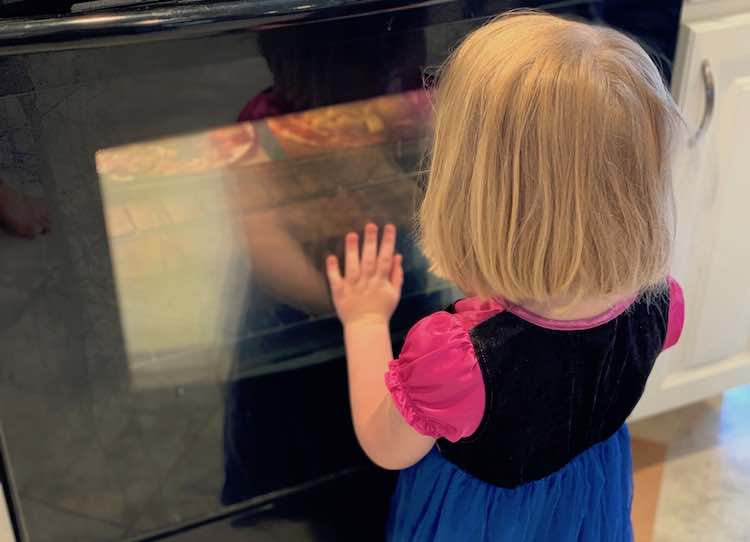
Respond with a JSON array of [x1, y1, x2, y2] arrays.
[[385, 312, 485, 443], [663, 276, 685, 351]]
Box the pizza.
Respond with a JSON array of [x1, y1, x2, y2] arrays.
[[206, 123, 259, 164], [96, 144, 171, 183], [267, 89, 432, 155], [96, 123, 258, 183]]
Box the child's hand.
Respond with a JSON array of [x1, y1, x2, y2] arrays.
[[326, 223, 404, 327]]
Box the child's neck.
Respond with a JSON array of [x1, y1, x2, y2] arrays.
[[516, 292, 634, 321]]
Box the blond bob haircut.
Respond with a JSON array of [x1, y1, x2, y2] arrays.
[[419, 11, 683, 304]]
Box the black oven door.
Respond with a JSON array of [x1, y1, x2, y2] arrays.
[[0, 1, 681, 541]]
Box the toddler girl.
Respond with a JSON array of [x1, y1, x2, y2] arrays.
[[326, 12, 685, 541]]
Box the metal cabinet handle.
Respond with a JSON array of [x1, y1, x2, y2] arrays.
[[689, 60, 715, 147]]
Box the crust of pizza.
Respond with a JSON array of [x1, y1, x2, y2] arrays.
[[267, 90, 431, 155], [97, 123, 257, 182]]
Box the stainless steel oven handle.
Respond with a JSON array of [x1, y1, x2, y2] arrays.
[[689, 60, 715, 147]]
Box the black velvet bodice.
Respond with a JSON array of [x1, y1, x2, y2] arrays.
[[437, 295, 669, 488]]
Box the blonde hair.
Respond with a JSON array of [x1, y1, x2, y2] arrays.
[[419, 11, 683, 304]]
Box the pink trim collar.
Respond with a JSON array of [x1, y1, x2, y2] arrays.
[[503, 297, 635, 331], [453, 295, 636, 331]]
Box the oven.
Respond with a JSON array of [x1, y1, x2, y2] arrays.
[[0, 1, 682, 540]]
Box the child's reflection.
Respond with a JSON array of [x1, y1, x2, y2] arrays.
[[221, 25, 427, 516], [243, 215, 335, 315], [229, 29, 427, 319]]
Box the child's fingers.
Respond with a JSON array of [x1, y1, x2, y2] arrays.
[[361, 223, 378, 276], [377, 224, 396, 277], [390, 253, 404, 292], [344, 232, 360, 279], [326, 255, 343, 291]]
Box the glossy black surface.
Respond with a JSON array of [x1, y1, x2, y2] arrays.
[[0, 1, 681, 541], [0, 0, 450, 55]]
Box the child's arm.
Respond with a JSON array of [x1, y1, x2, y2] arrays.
[[326, 223, 435, 469], [239, 209, 333, 316]]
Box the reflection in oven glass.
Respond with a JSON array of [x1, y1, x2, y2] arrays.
[[96, 89, 442, 372], [96, 91, 459, 510], [90, 8, 448, 533]]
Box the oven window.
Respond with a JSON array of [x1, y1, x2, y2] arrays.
[[96, 88, 451, 387]]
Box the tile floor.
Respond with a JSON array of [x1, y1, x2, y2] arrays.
[[630, 385, 750, 542]]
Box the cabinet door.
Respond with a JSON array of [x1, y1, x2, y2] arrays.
[[634, 12, 750, 419]]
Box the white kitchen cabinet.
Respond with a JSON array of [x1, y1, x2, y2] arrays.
[[634, 11, 750, 419]]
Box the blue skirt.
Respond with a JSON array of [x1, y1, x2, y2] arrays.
[[387, 425, 634, 542]]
